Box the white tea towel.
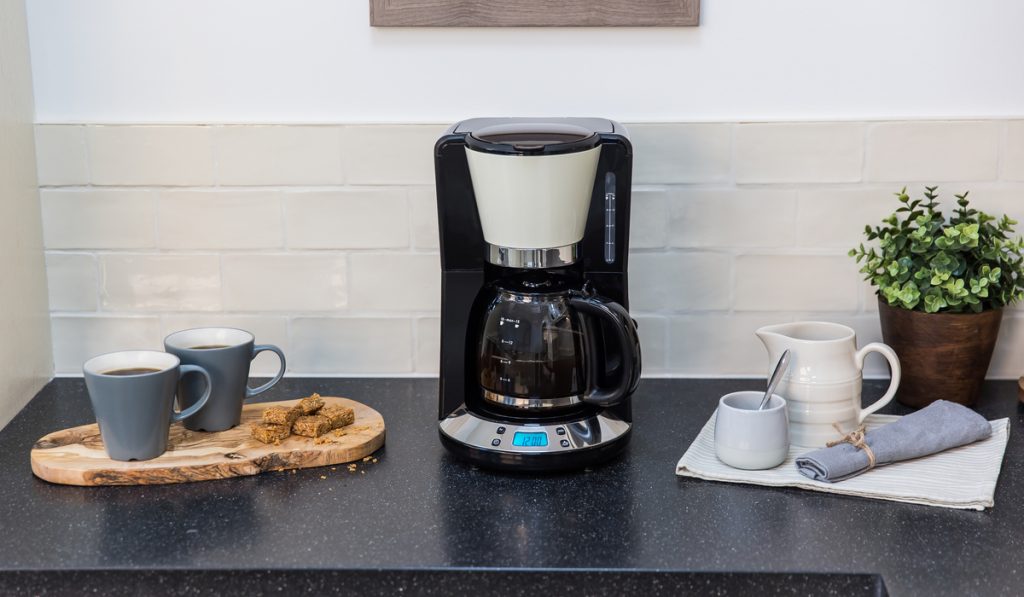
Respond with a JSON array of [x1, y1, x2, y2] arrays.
[[676, 412, 1010, 510]]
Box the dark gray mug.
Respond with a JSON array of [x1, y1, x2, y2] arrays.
[[83, 350, 212, 461], [164, 328, 286, 432]]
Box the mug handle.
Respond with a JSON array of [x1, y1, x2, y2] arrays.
[[854, 342, 902, 423], [172, 365, 212, 422], [246, 344, 286, 399]]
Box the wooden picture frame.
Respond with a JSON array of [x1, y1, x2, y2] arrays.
[[369, 0, 700, 27]]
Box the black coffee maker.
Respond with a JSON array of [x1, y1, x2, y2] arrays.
[[435, 117, 640, 472]]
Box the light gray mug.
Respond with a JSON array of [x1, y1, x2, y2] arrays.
[[164, 328, 286, 432], [83, 350, 212, 461], [714, 391, 790, 470]]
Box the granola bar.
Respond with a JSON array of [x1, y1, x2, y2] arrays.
[[250, 422, 291, 444], [320, 405, 355, 429], [262, 405, 301, 426], [297, 393, 325, 415], [292, 415, 331, 438]]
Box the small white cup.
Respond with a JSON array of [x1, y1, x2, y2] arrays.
[[714, 391, 790, 470]]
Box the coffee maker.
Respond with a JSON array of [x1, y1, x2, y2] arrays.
[[434, 117, 641, 472]]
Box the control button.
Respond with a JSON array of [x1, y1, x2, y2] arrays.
[[491, 438, 501, 447], [556, 427, 566, 436], [496, 426, 506, 435], [560, 439, 570, 448]]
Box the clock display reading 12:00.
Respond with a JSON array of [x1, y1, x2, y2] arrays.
[[512, 431, 548, 447]]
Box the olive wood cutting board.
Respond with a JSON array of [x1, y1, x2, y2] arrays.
[[30, 396, 385, 486]]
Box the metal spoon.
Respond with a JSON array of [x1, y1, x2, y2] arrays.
[[758, 349, 791, 411]]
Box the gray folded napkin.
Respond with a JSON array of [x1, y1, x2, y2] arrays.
[[795, 400, 992, 483]]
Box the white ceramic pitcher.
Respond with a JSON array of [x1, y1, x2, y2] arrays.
[[755, 322, 901, 448]]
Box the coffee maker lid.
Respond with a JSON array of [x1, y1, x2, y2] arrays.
[[466, 123, 600, 156]]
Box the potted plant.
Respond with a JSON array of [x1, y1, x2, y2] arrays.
[[850, 186, 1024, 407]]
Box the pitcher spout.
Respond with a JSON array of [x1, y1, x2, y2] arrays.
[[755, 321, 857, 366], [755, 323, 791, 354]]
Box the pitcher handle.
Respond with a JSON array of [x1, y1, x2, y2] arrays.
[[854, 342, 901, 422]]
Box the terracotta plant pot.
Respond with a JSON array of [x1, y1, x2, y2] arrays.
[[877, 297, 1003, 408]]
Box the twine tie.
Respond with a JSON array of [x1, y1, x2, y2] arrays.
[[826, 423, 876, 470]]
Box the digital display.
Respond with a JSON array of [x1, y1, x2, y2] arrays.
[[512, 431, 548, 447]]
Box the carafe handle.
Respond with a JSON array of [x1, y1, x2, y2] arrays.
[[854, 342, 902, 422], [568, 292, 641, 408]]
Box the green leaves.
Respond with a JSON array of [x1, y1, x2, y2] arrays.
[[850, 186, 1024, 313]]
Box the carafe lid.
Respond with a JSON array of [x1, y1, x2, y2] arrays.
[[466, 123, 600, 156]]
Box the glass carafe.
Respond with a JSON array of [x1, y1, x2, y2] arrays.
[[477, 277, 640, 412]]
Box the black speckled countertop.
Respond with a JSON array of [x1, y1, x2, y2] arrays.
[[1, 378, 1021, 596]]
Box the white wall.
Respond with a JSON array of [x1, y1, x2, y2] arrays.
[[24, 1, 1024, 381], [27, 0, 1024, 124], [0, 0, 54, 427]]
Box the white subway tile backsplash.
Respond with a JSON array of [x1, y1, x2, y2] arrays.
[[988, 315, 1024, 378], [415, 317, 440, 374], [100, 255, 222, 312], [864, 283, 881, 312], [51, 316, 162, 374], [290, 317, 413, 373], [222, 254, 347, 311], [1004, 121, 1024, 181], [958, 186, 1024, 223], [630, 252, 732, 312], [348, 253, 440, 311], [159, 314, 290, 375], [669, 189, 796, 248], [215, 126, 344, 185], [409, 187, 440, 250], [667, 313, 789, 376], [634, 315, 668, 374], [734, 255, 859, 311], [34, 125, 88, 186], [285, 189, 408, 249], [41, 189, 156, 249], [87, 125, 214, 186], [629, 189, 669, 249], [32, 120, 1022, 377], [796, 189, 895, 249], [45, 253, 97, 311], [629, 123, 731, 184], [341, 125, 442, 185], [865, 121, 999, 182], [735, 122, 863, 183], [158, 190, 283, 249]]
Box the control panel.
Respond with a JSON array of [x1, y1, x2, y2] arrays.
[[439, 406, 630, 454]]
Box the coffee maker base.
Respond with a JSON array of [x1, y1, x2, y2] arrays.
[[438, 406, 631, 472]]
